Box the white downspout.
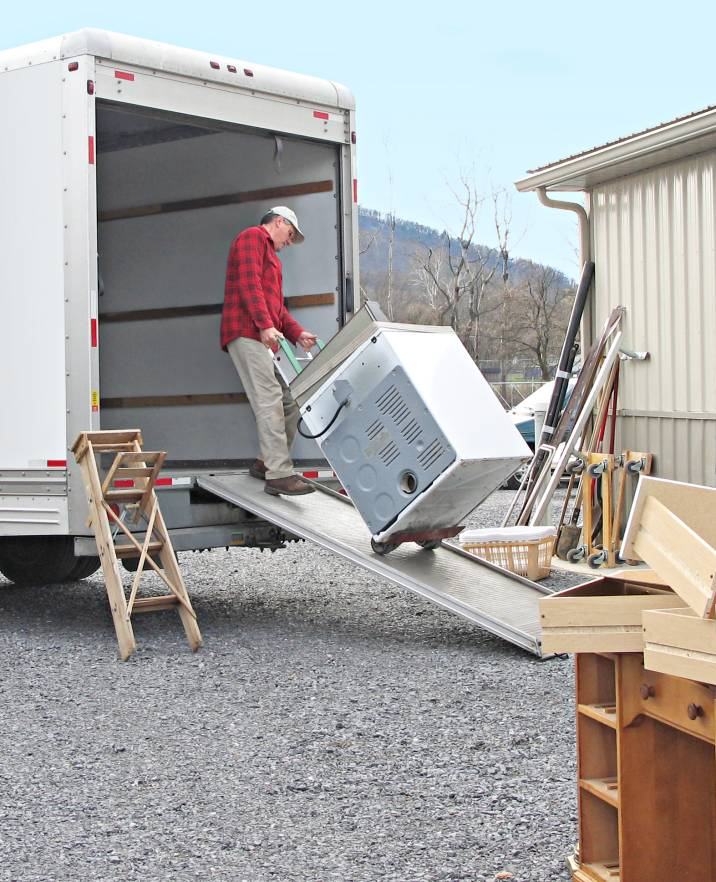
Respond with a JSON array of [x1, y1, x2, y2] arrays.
[[536, 186, 593, 349]]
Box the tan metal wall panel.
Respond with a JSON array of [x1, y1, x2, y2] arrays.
[[592, 153, 716, 486], [617, 415, 716, 486]]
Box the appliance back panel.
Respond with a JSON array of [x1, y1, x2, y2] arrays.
[[321, 366, 456, 533]]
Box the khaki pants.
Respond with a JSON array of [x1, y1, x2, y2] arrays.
[[227, 336, 299, 480]]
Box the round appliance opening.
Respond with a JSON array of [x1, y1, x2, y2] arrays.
[[399, 471, 418, 495]]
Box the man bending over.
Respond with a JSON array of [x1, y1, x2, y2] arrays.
[[221, 206, 317, 496]]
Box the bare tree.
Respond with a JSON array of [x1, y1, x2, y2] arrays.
[[359, 228, 377, 256], [494, 189, 513, 382], [411, 243, 445, 315], [358, 227, 378, 303], [502, 264, 575, 380], [412, 175, 508, 361], [381, 134, 397, 321], [384, 210, 396, 321], [463, 189, 512, 361]]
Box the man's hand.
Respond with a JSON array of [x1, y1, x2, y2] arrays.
[[297, 331, 318, 352], [260, 327, 284, 352]]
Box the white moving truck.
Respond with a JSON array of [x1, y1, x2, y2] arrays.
[[0, 29, 358, 583]]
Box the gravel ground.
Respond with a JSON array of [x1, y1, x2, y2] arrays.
[[0, 489, 586, 882]]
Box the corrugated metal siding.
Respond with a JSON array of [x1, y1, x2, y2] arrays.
[[592, 153, 716, 486]]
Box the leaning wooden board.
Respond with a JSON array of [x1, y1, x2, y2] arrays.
[[540, 570, 685, 653], [621, 476, 716, 618]]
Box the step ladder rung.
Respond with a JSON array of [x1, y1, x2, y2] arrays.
[[132, 595, 180, 613], [113, 467, 156, 479], [105, 488, 147, 501], [114, 541, 164, 559], [115, 452, 165, 464], [81, 430, 143, 444]]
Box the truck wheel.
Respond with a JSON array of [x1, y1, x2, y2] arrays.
[[66, 556, 101, 581], [122, 554, 162, 573], [0, 536, 78, 585], [416, 539, 442, 550]]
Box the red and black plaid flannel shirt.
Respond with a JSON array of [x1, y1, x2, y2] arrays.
[[221, 225, 304, 351]]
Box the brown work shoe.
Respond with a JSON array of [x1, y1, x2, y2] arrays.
[[264, 475, 316, 496], [249, 459, 267, 480]]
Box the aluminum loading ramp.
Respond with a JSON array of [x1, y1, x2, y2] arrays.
[[198, 475, 549, 655]]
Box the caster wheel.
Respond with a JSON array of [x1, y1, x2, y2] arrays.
[[626, 459, 644, 474], [566, 546, 585, 563], [566, 458, 585, 476], [587, 462, 604, 478], [588, 551, 606, 569], [371, 538, 398, 556], [416, 539, 441, 550]]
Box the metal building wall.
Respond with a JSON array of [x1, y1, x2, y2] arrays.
[[591, 153, 716, 486]]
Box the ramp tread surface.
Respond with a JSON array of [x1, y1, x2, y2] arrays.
[[198, 474, 547, 654]]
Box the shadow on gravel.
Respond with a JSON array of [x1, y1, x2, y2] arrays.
[[0, 571, 542, 667]]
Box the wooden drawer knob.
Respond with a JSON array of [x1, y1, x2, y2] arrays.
[[640, 684, 656, 700], [687, 703, 704, 720]]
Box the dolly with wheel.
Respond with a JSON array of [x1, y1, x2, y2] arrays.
[[566, 544, 587, 564], [369, 526, 463, 556], [579, 452, 616, 569]]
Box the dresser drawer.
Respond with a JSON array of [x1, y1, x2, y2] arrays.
[[634, 666, 716, 742]]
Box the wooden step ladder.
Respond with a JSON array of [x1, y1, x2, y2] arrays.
[[72, 429, 202, 660]]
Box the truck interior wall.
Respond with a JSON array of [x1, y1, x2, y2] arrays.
[[95, 102, 341, 465]]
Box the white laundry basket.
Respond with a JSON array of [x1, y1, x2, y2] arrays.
[[458, 526, 557, 580]]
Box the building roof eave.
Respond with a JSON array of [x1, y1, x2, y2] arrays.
[[515, 105, 716, 193]]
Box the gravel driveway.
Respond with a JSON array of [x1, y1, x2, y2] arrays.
[[0, 490, 584, 882]]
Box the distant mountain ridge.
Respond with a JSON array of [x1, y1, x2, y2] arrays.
[[358, 207, 573, 287]]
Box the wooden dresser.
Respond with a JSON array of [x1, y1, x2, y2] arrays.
[[573, 652, 716, 882]]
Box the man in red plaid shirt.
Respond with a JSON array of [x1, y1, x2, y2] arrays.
[[222, 206, 317, 496]]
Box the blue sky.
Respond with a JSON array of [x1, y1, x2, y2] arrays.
[[5, 2, 716, 278]]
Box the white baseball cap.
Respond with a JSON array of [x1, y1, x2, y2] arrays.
[[269, 205, 305, 243]]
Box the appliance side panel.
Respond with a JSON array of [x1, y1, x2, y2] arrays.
[[384, 330, 531, 459]]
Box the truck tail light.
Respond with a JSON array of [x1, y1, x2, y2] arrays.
[[244, 68, 254, 77], [87, 79, 95, 95], [68, 62, 79, 72], [227, 65, 237, 73], [209, 61, 220, 70]]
